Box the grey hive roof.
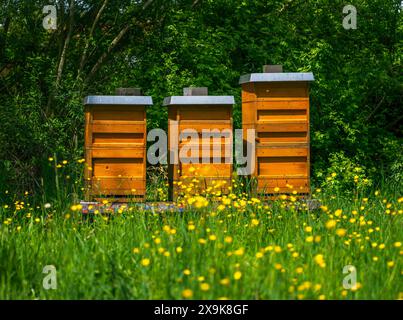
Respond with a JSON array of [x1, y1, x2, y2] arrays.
[[239, 72, 314, 84]]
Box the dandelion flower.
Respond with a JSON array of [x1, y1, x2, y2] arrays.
[[326, 220, 337, 229], [141, 258, 150, 267], [233, 271, 242, 280], [182, 289, 193, 299], [336, 228, 347, 237], [200, 283, 210, 291]]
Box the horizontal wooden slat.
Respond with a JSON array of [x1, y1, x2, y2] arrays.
[[178, 142, 232, 157], [179, 122, 232, 133], [93, 132, 144, 145], [256, 122, 308, 132], [256, 147, 308, 157], [179, 106, 231, 120], [257, 109, 307, 122], [91, 178, 145, 195], [180, 162, 232, 177], [92, 106, 144, 121], [257, 132, 308, 144], [92, 123, 145, 133], [254, 82, 308, 98], [258, 156, 307, 176], [256, 100, 309, 110], [93, 158, 143, 177], [257, 178, 309, 192], [90, 148, 144, 158]]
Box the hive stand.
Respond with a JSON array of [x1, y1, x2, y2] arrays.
[[240, 65, 315, 196]]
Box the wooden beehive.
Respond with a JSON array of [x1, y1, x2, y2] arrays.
[[84, 89, 153, 202], [164, 87, 235, 201], [239, 66, 314, 195]]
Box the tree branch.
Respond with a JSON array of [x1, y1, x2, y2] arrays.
[[55, 0, 75, 87], [84, 24, 130, 84], [83, 0, 155, 84], [77, 0, 109, 80]]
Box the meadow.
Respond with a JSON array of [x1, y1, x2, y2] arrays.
[[0, 160, 401, 300]]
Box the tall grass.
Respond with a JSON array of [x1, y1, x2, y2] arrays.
[[0, 159, 402, 299]]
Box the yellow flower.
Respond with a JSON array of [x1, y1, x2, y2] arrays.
[[295, 267, 304, 274], [251, 219, 259, 226], [394, 242, 402, 248], [326, 220, 337, 229], [132, 247, 140, 254], [318, 295, 326, 300], [274, 263, 282, 270], [183, 269, 191, 275], [256, 252, 264, 259], [305, 226, 312, 233], [314, 254, 326, 268], [182, 289, 193, 299], [220, 278, 230, 286], [224, 236, 233, 243], [209, 235, 217, 241], [154, 237, 161, 244], [200, 283, 210, 291], [306, 236, 314, 243], [314, 284, 322, 291], [351, 283, 362, 292], [387, 261, 395, 268], [141, 258, 150, 267], [176, 247, 183, 253], [233, 271, 242, 280], [336, 228, 347, 237], [334, 209, 342, 217], [274, 246, 282, 253], [320, 205, 328, 212], [188, 224, 196, 231], [234, 247, 245, 256]]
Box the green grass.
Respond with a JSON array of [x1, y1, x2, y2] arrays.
[[0, 184, 401, 300]]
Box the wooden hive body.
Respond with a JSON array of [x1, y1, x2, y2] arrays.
[[164, 89, 235, 201], [240, 70, 314, 195], [84, 93, 153, 202]]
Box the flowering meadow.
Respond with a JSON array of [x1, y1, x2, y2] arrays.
[[0, 159, 401, 300]]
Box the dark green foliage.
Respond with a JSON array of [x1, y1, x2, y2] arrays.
[[0, 0, 401, 196]]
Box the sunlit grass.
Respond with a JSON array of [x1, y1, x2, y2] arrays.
[[0, 177, 401, 299]]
